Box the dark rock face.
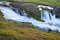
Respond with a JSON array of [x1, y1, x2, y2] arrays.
[[10, 1, 39, 16], [53, 7, 60, 18], [10, 1, 41, 21]]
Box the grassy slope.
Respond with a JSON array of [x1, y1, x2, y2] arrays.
[[0, 10, 60, 40], [13, 0, 60, 6]]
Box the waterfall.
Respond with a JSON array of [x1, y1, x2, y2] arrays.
[[41, 10, 51, 22], [0, 5, 60, 32], [38, 5, 60, 28], [9, 6, 20, 15], [21, 10, 28, 16]]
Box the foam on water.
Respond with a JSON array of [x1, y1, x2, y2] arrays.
[[38, 5, 60, 31]]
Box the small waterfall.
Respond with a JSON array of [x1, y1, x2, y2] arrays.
[[0, 5, 60, 32], [38, 5, 60, 27], [41, 10, 51, 22], [9, 6, 20, 15], [21, 10, 28, 16], [38, 5, 56, 24]]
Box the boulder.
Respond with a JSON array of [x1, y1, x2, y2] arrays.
[[0, 1, 10, 6]]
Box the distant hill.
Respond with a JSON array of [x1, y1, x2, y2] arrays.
[[13, 0, 60, 6], [0, 0, 60, 6]]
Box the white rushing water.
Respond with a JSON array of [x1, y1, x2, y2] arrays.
[[0, 6, 60, 32], [38, 5, 60, 25]]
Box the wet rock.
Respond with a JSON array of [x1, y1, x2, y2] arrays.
[[10, 1, 39, 16], [0, 1, 10, 6], [53, 7, 60, 18], [52, 29, 59, 33], [47, 28, 52, 33], [10, 1, 41, 21]]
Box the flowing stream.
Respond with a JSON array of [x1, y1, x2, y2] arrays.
[[0, 5, 60, 32]]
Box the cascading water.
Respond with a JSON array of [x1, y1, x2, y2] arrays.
[[41, 10, 51, 23], [21, 10, 28, 16], [0, 5, 60, 32], [9, 6, 20, 15], [38, 5, 60, 28], [41, 10, 56, 25]]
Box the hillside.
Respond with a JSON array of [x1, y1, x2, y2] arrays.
[[0, 0, 60, 6], [0, 0, 60, 40], [13, 0, 60, 6]]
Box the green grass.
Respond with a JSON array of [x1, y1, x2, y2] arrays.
[[13, 0, 60, 6]]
